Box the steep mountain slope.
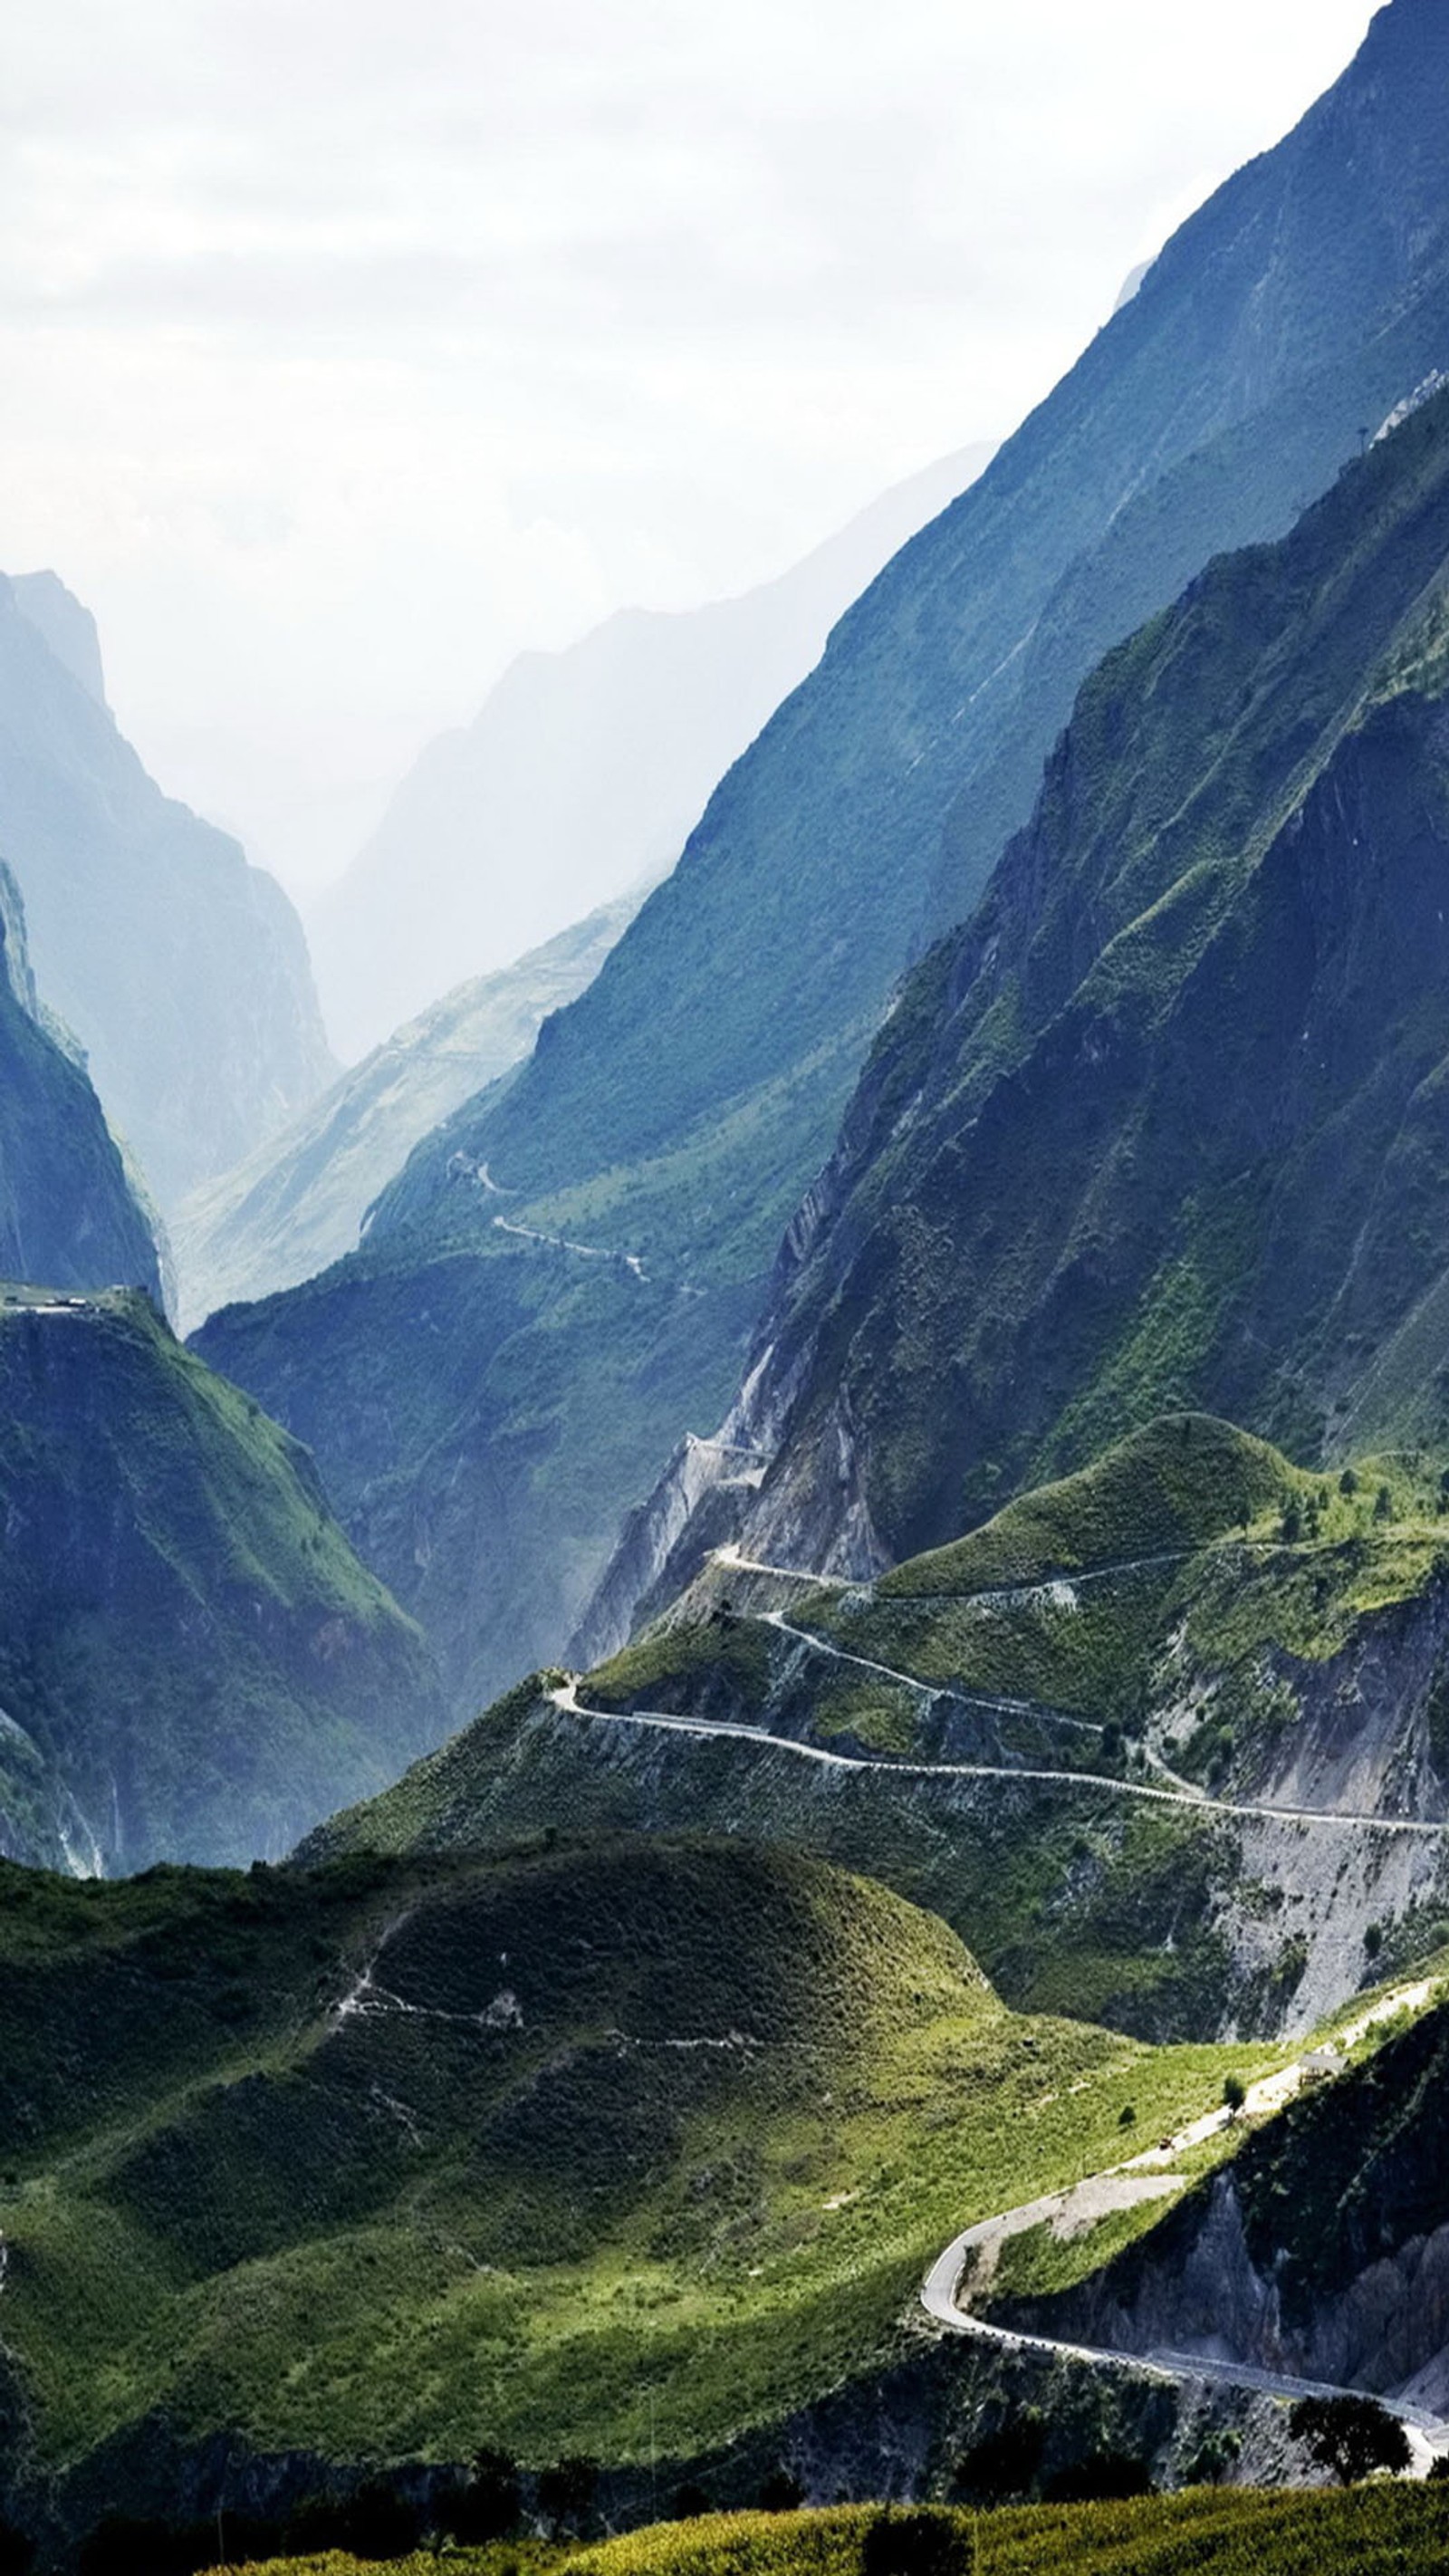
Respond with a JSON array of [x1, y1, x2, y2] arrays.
[[312, 447, 993, 1060], [700, 384, 1449, 1586], [0, 863, 160, 1298], [993, 1994, 1449, 2421], [0, 1290, 443, 1874], [172, 890, 644, 1333], [0, 572, 333, 1207], [314, 1417, 1449, 2045], [0, 1833, 1284, 2541], [197, 0, 1449, 1714]]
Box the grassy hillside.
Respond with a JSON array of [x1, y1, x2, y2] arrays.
[[569, 2493, 1449, 2576], [0, 1291, 443, 1871], [0, 1838, 1291, 2512], [314, 1417, 1449, 2039], [218, 2486, 1449, 2576]]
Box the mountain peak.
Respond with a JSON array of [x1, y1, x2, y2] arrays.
[[7, 569, 107, 707]]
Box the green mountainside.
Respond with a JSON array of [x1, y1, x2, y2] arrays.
[[0, 863, 160, 1299], [980, 1994, 1449, 2427], [0, 1835, 1293, 2536], [312, 1416, 1449, 2043], [715, 383, 1449, 1584], [197, 0, 1449, 1715], [0, 1293, 443, 1873]]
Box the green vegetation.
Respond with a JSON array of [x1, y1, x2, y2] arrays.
[[0, 1292, 442, 1870], [0, 1836, 1300, 2498], [222, 2488, 1449, 2576], [561, 2492, 1449, 2576]]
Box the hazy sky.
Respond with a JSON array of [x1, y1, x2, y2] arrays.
[[0, 0, 1377, 900]]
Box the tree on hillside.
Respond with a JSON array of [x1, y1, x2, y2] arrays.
[[1289, 2395, 1411, 2485], [1222, 2073, 1247, 2119], [445, 2449, 522, 2542], [536, 2456, 600, 2536], [862, 2507, 970, 2576]]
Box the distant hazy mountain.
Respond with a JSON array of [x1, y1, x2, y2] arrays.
[[172, 889, 645, 1332], [0, 860, 160, 1297], [311, 446, 995, 1060], [0, 573, 334, 1208]]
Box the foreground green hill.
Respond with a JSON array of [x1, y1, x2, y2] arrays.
[[215, 2485, 1449, 2576], [0, 1836, 1287, 2540], [197, 3, 1449, 1716], [0, 1292, 443, 1871], [315, 1417, 1449, 2040], [569, 2493, 1449, 2576]]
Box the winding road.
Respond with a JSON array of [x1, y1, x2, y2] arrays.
[[554, 1549, 1449, 2474], [918, 1982, 1449, 2473], [552, 1639, 1448, 1838]]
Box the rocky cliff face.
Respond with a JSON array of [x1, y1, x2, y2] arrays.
[[0, 861, 160, 1298], [0, 572, 333, 1209]]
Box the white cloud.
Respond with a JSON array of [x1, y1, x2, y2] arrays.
[[0, 0, 1377, 897]]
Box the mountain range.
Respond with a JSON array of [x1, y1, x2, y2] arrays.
[[199, 0, 1449, 1719], [310, 445, 994, 1062], [14, 6, 1449, 2561], [171, 889, 646, 1333]]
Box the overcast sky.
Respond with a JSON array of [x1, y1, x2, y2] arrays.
[[0, 0, 1377, 900]]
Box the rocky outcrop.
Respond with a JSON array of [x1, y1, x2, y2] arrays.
[[567, 1432, 769, 1670]]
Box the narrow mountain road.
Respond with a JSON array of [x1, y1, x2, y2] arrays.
[[549, 1677, 1446, 1836], [761, 1608, 1106, 1740], [492, 1213, 648, 1279], [919, 1982, 1447, 2471]]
